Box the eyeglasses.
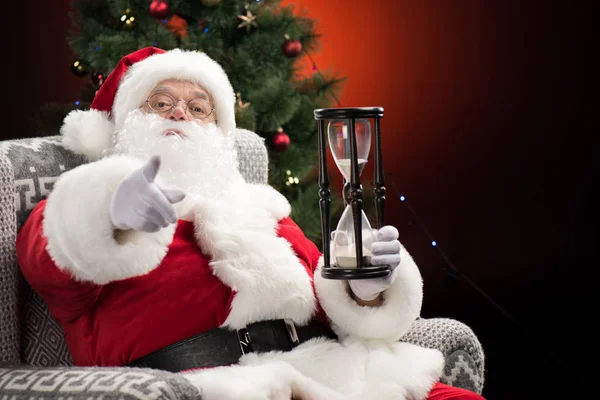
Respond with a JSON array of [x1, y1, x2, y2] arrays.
[[145, 93, 215, 120]]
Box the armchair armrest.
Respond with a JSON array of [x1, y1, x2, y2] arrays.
[[0, 366, 200, 400], [400, 317, 485, 394], [0, 151, 18, 366]]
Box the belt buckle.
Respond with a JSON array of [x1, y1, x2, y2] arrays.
[[237, 327, 254, 355], [284, 319, 300, 348]]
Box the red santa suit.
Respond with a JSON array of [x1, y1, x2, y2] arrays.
[[16, 154, 445, 399], [14, 47, 482, 399], [16, 158, 321, 366]]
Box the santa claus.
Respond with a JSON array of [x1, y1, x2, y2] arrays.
[[16, 47, 483, 400]]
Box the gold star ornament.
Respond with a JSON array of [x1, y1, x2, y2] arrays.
[[237, 8, 257, 32], [236, 92, 250, 109]]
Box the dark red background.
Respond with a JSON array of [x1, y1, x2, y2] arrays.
[[3, 1, 589, 398]]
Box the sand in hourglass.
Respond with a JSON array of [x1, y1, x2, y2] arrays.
[[335, 246, 372, 268], [334, 158, 370, 267], [336, 159, 367, 180]]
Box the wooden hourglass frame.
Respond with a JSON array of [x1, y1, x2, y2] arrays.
[[314, 107, 392, 280]]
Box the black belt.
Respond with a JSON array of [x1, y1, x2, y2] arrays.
[[127, 319, 335, 372]]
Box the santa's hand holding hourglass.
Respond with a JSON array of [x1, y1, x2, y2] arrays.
[[332, 226, 402, 301]]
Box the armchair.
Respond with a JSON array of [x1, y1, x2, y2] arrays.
[[0, 131, 484, 398]]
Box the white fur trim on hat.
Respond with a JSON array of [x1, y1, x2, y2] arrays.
[[61, 109, 115, 161], [113, 49, 236, 135]]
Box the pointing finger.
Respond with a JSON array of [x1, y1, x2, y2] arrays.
[[142, 155, 161, 183]]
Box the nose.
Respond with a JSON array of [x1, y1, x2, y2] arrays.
[[169, 102, 190, 121]]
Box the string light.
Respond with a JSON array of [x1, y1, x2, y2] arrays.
[[75, 101, 80, 106], [303, 50, 342, 107], [121, 11, 135, 26], [285, 169, 300, 186], [384, 172, 544, 355]]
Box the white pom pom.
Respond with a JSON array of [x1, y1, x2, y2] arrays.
[[60, 109, 115, 161]]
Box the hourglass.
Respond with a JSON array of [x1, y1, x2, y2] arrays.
[[314, 107, 391, 280]]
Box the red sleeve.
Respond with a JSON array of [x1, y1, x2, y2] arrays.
[[276, 216, 330, 328], [16, 200, 101, 323]]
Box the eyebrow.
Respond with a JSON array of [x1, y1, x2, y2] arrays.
[[153, 87, 209, 100], [194, 92, 209, 100]]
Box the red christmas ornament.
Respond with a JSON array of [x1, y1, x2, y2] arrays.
[[91, 71, 105, 88], [166, 14, 188, 37], [149, 0, 170, 19], [271, 129, 290, 152], [282, 39, 303, 58]]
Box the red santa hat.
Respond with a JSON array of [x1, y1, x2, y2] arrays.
[[61, 47, 236, 160]]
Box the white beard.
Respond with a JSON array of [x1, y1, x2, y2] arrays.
[[108, 110, 245, 203]]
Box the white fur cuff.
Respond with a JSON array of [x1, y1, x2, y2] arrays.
[[314, 247, 424, 342], [43, 155, 175, 285]]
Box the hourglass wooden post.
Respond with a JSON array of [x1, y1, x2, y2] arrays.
[[314, 107, 391, 280]]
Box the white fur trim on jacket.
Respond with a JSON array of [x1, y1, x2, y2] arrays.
[[185, 336, 444, 400], [60, 109, 115, 161], [192, 182, 317, 329], [43, 155, 176, 285], [183, 359, 345, 400], [314, 246, 424, 342], [113, 49, 236, 136]]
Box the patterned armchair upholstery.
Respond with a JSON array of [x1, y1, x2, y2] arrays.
[[0, 133, 484, 399]]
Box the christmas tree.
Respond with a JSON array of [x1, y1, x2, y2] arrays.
[[35, 0, 346, 247]]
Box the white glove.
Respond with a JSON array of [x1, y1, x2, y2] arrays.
[[109, 155, 186, 233], [347, 225, 402, 301]]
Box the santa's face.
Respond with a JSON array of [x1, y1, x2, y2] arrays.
[[139, 79, 217, 128]]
